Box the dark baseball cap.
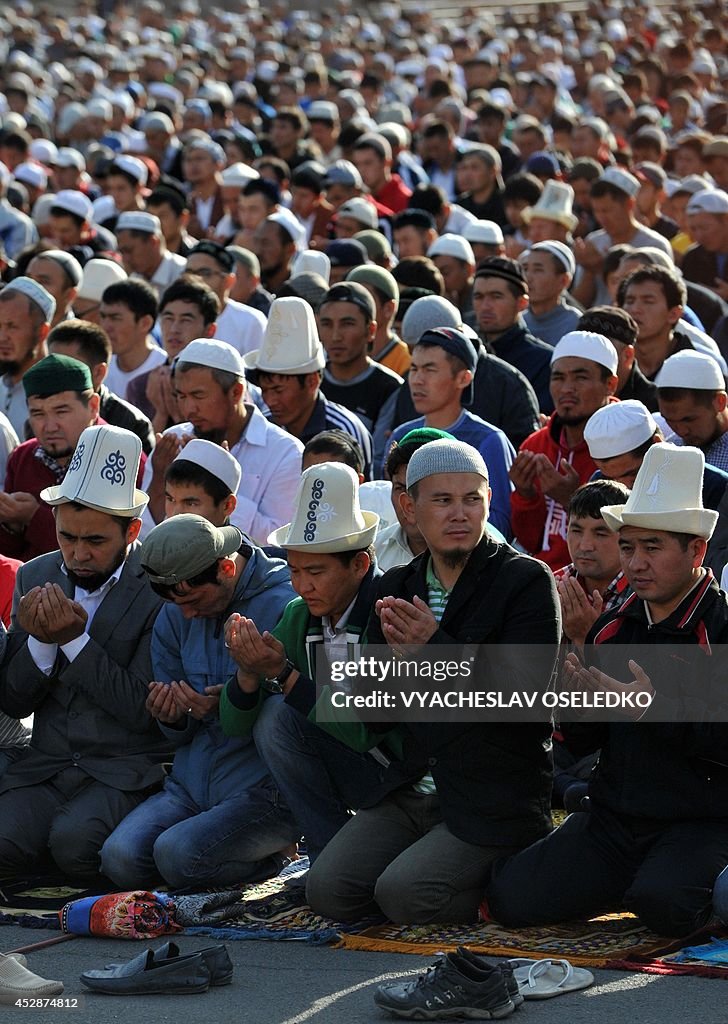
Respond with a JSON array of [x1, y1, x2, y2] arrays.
[[325, 239, 369, 269], [320, 281, 377, 320], [415, 327, 478, 406]]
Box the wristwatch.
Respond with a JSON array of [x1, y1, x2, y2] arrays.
[[262, 659, 296, 694]]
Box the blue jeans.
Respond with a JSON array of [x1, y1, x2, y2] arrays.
[[100, 773, 298, 890], [253, 697, 387, 861]]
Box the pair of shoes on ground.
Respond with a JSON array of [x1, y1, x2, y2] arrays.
[[0, 952, 64, 1004], [80, 941, 233, 995], [374, 946, 520, 1020], [374, 947, 595, 1019]]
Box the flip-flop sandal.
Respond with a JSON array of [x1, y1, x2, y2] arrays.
[[508, 958, 594, 999]]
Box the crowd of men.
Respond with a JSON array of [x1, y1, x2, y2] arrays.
[[1, 0, 728, 977]]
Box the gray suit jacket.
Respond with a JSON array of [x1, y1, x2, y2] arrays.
[[0, 543, 171, 792]]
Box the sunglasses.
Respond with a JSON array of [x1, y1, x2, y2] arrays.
[[148, 561, 220, 600]]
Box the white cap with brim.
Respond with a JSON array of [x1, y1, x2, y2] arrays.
[[551, 330, 618, 375], [584, 400, 657, 460], [244, 297, 325, 374], [655, 349, 726, 391], [601, 443, 717, 539], [41, 424, 148, 517], [269, 462, 379, 552], [173, 438, 241, 494]]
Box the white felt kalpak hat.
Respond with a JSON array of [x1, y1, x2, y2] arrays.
[[655, 349, 726, 391], [521, 179, 578, 231], [244, 297, 325, 374], [41, 424, 148, 517], [601, 443, 717, 539], [584, 400, 657, 460], [551, 330, 618, 375], [270, 462, 379, 552], [173, 438, 241, 494]]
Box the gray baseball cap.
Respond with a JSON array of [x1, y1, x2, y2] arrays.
[[140, 514, 242, 585]]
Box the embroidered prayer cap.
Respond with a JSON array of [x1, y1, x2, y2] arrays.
[[269, 462, 379, 552], [175, 338, 245, 377], [655, 350, 725, 391], [551, 330, 619, 375], [530, 240, 576, 277], [140, 514, 242, 585], [406, 438, 489, 490], [584, 400, 657, 460], [244, 297, 325, 374], [32, 249, 83, 287], [41, 424, 149, 517], [601, 443, 717, 539], [172, 438, 241, 494], [4, 276, 56, 323], [116, 211, 161, 235], [23, 354, 92, 399]]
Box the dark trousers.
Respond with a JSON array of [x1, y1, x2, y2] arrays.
[[485, 801, 728, 938], [0, 767, 150, 882], [252, 697, 387, 861], [306, 788, 521, 925]]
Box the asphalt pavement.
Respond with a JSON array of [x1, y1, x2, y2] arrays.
[[1, 923, 725, 1024]]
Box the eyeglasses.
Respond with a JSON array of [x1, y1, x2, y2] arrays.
[[148, 561, 220, 599]]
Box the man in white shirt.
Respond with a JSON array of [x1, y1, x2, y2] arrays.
[[185, 241, 266, 356], [0, 277, 55, 437], [100, 278, 167, 401], [115, 211, 186, 298], [141, 339, 303, 545], [0, 424, 169, 881]]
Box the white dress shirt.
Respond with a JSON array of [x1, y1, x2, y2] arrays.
[[27, 561, 126, 674], [139, 404, 303, 544]]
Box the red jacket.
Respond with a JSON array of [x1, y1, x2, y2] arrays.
[[0, 434, 145, 562], [511, 413, 598, 571]]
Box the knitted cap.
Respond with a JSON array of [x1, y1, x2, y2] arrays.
[[406, 439, 488, 489]]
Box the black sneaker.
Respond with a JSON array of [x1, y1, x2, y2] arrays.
[[373, 952, 515, 1020], [456, 947, 524, 1009]]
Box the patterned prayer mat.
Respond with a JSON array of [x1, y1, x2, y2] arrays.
[[3, 861, 728, 978]]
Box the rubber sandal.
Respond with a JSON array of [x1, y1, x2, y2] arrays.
[[509, 958, 594, 999]]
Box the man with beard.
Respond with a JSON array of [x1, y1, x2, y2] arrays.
[[140, 339, 302, 546], [510, 331, 619, 570], [0, 277, 55, 439], [0, 424, 169, 881], [253, 213, 300, 296], [0, 355, 117, 562]]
